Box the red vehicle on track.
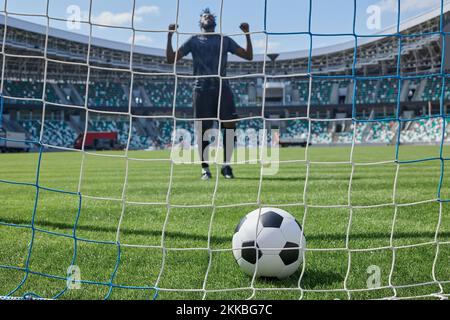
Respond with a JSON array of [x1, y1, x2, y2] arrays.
[[74, 132, 121, 150]]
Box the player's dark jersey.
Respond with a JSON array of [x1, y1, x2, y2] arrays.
[[179, 34, 240, 89]]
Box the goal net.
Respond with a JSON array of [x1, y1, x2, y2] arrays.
[[0, 0, 449, 300]]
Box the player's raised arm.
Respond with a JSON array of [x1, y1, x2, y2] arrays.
[[234, 23, 253, 61], [166, 24, 185, 64]]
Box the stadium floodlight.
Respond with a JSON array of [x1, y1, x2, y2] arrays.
[[0, 0, 449, 301]]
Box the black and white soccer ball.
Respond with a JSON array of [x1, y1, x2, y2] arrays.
[[232, 207, 306, 279]]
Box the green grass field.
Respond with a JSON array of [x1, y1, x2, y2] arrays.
[[0, 145, 449, 300]]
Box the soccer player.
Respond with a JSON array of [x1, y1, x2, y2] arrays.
[[166, 8, 253, 180]]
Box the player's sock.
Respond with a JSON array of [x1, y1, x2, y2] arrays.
[[222, 128, 235, 179], [200, 133, 210, 181], [223, 128, 235, 166], [198, 124, 211, 170], [201, 139, 211, 169]]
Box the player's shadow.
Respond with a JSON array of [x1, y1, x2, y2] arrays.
[[1, 217, 229, 243], [3, 217, 450, 245], [237, 176, 363, 182]]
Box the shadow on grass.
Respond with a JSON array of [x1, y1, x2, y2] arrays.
[[237, 176, 364, 182], [2, 217, 448, 245], [255, 269, 344, 290]]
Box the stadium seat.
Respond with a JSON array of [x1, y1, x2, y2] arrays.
[[18, 120, 78, 147]]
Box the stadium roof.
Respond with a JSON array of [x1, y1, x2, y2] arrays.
[[274, 3, 450, 62], [0, 3, 449, 63]]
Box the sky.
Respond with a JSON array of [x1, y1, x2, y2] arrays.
[[1, 0, 448, 53]]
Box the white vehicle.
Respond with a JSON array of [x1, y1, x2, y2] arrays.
[[0, 128, 29, 153]]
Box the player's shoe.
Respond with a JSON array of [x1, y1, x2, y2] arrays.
[[221, 166, 235, 179], [201, 167, 212, 181]]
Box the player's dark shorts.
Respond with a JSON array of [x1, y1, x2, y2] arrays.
[[193, 84, 237, 129]]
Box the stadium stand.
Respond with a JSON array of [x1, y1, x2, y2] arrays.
[[2, 76, 449, 110], [400, 118, 444, 144], [377, 79, 399, 104], [420, 76, 450, 102], [281, 119, 309, 141], [366, 121, 397, 143], [1, 8, 450, 150], [18, 120, 78, 147], [88, 82, 129, 108], [88, 119, 159, 150], [356, 80, 379, 104]]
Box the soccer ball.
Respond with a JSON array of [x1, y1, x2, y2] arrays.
[[232, 207, 306, 279]]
